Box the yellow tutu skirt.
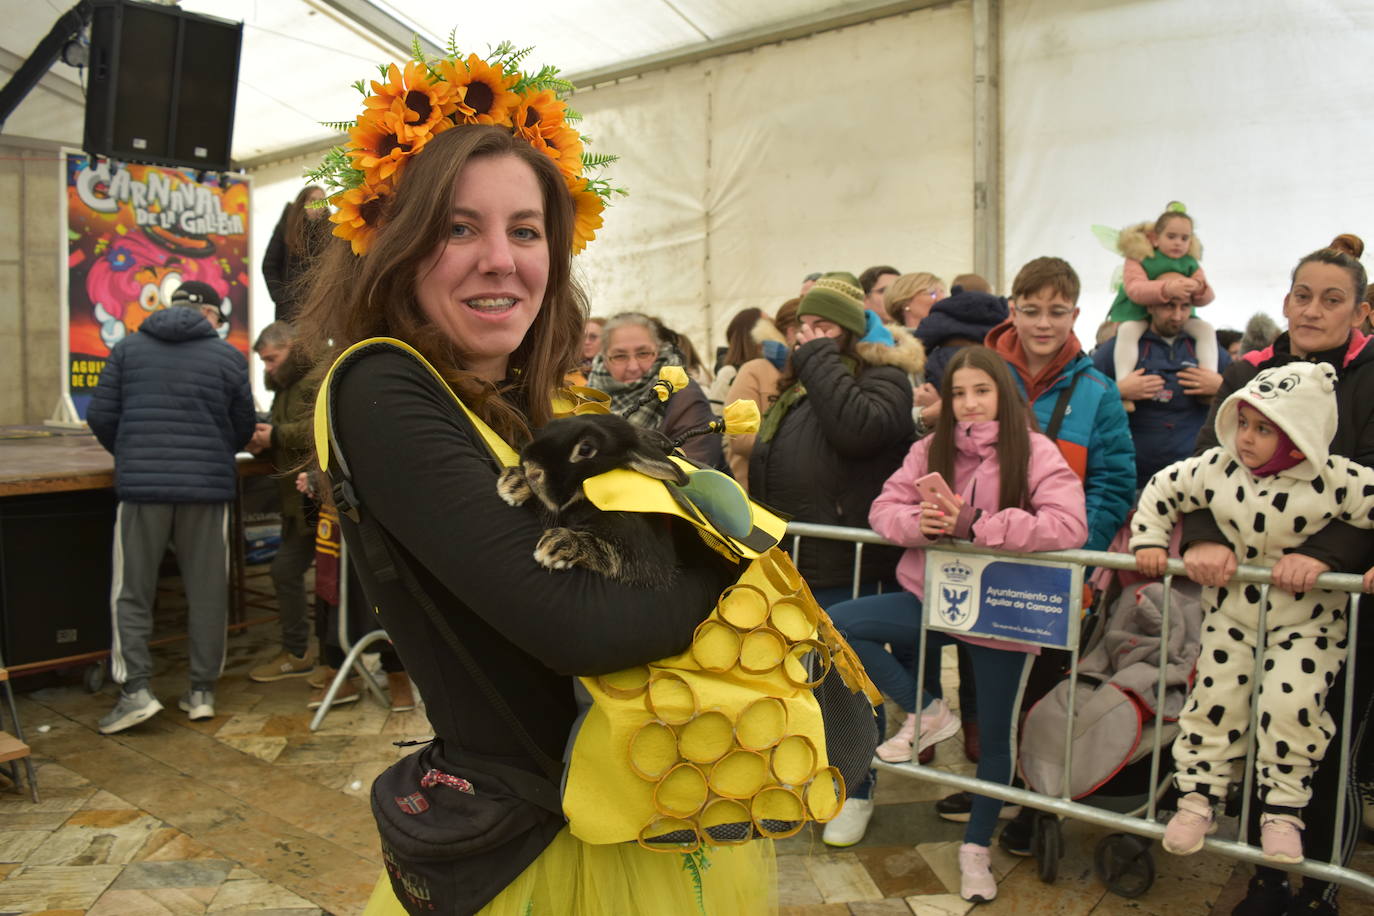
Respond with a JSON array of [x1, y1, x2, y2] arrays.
[[364, 828, 776, 915]]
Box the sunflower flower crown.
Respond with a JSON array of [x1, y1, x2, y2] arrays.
[[306, 35, 623, 256]]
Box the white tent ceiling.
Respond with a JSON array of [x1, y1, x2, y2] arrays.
[[0, 0, 923, 166], [7, 0, 1374, 368]]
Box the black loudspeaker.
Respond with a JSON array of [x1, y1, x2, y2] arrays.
[[0, 490, 116, 668], [83, 0, 243, 171]]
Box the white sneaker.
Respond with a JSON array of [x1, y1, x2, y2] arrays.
[[98, 688, 163, 734], [178, 689, 215, 721], [822, 798, 874, 847]]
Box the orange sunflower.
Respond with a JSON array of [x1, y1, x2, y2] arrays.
[[346, 109, 439, 186], [364, 61, 461, 137], [330, 182, 392, 255], [567, 178, 605, 255], [540, 124, 584, 180], [511, 89, 568, 142], [436, 54, 520, 127]]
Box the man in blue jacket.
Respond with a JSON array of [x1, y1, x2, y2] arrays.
[[1092, 299, 1228, 488], [87, 281, 255, 734]]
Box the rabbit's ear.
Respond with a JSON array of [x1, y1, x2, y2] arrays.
[[628, 444, 688, 484]]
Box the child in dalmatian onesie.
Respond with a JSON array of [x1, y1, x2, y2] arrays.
[[1131, 361, 1374, 864]]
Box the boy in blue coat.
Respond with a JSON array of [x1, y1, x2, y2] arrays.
[[986, 257, 1135, 552]]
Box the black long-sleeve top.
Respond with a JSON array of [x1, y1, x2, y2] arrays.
[[333, 348, 732, 770]]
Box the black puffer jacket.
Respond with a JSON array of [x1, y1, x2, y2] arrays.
[[749, 330, 923, 589], [87, 307, 256, 502]]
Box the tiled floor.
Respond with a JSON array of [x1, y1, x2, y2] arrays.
[[1, 570, 1372, 914]]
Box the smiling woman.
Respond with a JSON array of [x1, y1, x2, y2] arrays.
[[291, 44, 774, 916], [414, 156, 550, 382], [584, 312, 725, 469], [1179, 234, 1374, 916]]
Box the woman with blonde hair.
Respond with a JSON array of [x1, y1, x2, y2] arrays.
[[885, 272, 947, 329]]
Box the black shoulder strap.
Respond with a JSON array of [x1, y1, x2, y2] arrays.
[[323, 344, 564, 816], [1046, 373, 1082, 441]]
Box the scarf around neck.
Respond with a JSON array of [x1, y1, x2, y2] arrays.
[[758, 352, 858, 443], [585, 342, 685, 429]]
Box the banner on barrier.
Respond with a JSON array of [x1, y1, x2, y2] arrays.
[[63, 152, 251, 419], [923, 549, 1082, 650]]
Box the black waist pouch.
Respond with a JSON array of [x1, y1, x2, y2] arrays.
[[371, 742, 564, 915]]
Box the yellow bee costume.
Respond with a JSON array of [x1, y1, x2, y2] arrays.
[[316, 340, 880, 914]]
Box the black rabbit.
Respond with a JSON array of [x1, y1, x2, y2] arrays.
[[497, 413, 693, 588]]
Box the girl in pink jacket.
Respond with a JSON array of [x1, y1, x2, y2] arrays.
[[827, 345, 1087, 902]]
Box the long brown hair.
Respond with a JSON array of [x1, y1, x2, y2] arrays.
[[294, 126, 586, 446], [927, 345, 1037, 510], [722, 308, 764, 368], [283, 185, 324, 257]]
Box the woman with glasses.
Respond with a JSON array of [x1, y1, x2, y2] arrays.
[[585, 312, 724, 469], [885, 272, 947, 330]]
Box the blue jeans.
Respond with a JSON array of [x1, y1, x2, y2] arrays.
[[810, 578, 898, 611], [827, 591, 939, 713], [828, 591, 1032, 844], [921, 635, 1032, 847], [827, 591, 942, 801]]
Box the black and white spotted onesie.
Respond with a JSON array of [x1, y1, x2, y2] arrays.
[[1131, 361, 1374, 813]]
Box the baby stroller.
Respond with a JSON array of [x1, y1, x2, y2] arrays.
[[1015, 522, 1204, 898]]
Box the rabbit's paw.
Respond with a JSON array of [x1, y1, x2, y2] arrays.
[[534, 527, 582, 571], [497, 467, 533, 506]]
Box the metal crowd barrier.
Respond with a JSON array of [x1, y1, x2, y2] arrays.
[[786, 520, 1374, 898]]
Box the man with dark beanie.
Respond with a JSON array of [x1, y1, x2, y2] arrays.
[[87, 280, 255, 733]]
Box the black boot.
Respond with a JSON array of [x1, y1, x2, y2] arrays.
[[1286, 888, 1337, 915], [997, 806, 1034, 856], [1231, 871, 1290, 916]]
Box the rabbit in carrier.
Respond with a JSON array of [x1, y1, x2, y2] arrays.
[[497, 413, 702, 589]]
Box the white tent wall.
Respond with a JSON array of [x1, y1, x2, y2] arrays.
[[247, 3, 977, 362], [565, 2, 975, 354], [565, 70, 711, 347], [1003, 0, 1374, 342]]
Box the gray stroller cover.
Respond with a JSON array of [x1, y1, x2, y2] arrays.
[[1020, 579, 1203, 799]]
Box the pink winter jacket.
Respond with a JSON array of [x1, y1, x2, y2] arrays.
[[868, 421, 1089, 653], [1122, 260, 1215, 307]]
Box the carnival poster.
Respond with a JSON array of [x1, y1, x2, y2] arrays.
[[65, 152, 251, 419]]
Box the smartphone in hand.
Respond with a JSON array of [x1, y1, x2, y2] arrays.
[[914, 471, 957, 508]]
